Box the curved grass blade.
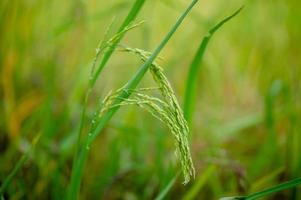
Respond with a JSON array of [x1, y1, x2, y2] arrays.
[[183, 165, 216, 200], [67, 1, 199, 199], [243, 177, 301, 200], [155, 173, 179, 200], [250, 167, 284, 192], [0, 133, 41, 195], [183, 6, 244, 126], [222, 177, 301, 200]]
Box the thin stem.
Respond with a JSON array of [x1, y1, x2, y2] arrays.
[[67, 1, 146, 199], [90, 0, 146, 87]]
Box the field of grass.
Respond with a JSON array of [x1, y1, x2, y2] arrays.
[[0, 0, 301, 199]]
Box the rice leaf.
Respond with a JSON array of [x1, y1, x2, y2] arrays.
[[0, 133, 41, 195], [155, 174, 179, 200], [183, 6, 244, 126], [221, 177, 301, 200]]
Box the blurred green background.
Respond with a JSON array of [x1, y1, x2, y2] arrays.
[[0, 0, 300, 199]]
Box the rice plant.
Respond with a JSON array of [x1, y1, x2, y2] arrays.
[[67, 1, 199, 199], [1, 0, 301, 199]]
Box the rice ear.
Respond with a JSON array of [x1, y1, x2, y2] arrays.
[[93, 46, 195, 184]]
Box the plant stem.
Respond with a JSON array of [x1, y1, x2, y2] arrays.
[[90, 0, 146, 87], [67, 1, 146, 199]]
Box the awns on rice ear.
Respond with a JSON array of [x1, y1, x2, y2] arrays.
[[91, 46, 195, 184]]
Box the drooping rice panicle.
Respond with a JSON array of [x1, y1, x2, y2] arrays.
[[95, 46, 195, 183]]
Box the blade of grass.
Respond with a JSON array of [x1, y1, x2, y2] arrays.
[[0, 133, 41, 195], [224, 177, 301, 200], [155, 173, 179, 200], [250, 80, 282, 176], [183, 165, 216, 200], [250, 167, 284, 192], [67, 1, 199, 199], [183, 6, 244, 126], [214, 112, 263, 140]]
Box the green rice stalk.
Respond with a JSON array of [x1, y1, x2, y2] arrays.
[[90, 17, 116, 78], [90, 20, 145, 80], [183, 6, 244, 126], [90, 0, 146, 87], [67, 1, 146, 199]]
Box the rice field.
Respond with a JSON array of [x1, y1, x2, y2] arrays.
[[0, 0, 301, 199]]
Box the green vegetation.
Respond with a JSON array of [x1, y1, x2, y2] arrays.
[[1, 0, 301, 199], [183, 6, 243, 126]]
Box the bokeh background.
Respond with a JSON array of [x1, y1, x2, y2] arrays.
[[0, 0, 300, 199]]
